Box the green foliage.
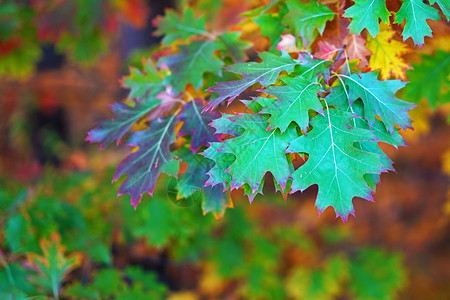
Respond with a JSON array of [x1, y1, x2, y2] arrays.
[[350, 248, 406, 300], [344, 0, 390, 37], [0, 167, 408, 299], [287, 110, 383, 220], [283, 0, 335, 47], [429, 0, 450, 21], [213, 113, 297, 199], [394, 0, 440, 46], [65, 267, 167, 299], [122, 60, 163, 100], [403, 50, 450, 109], [286, 254, 349, 299], [160, 41, 224, 92], [155, 8, 208, 45], [262, 76, 323, 133], [342, 72, 415, 132]]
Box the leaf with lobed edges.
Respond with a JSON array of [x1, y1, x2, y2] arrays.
[[114, 116, 176, 208], [160, 40, 224, 93], [87, 99, 160, 150], [344, 0, 390, 37], [287, 110, 384, 222], [342, 72, 415, 133], [204, 51, 299, 112], [262, 76, 323, 133], [394, 0, 440, 47], [219, 113, 298, 196]]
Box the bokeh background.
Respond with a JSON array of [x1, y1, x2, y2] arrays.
[[0, 0, 449, 299]]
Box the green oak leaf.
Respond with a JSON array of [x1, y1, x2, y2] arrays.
[[205, 51, 299, 112], [287, 110, 384, 221], [254, 14, 285, 48], [177, 148, 212, 198], [202, 142, 234, 188], [403, 50, 450, 109], [121, 59, 163, 100], [327, 85, 406, 188], [207, 108, 293, 201], [219, 113, 298, 196], [217, 32, 251, 62], [242, 96, 277, 113], [177, 147, 233, 217], [154, 8, 208, 45], [201, 185, 233, 219], [262, 76, 323, 133], [210, 113, 246, 136], [293, 53, 331, 80], [430, 0, 449, 21], [160, 41, 223, 93], [114, 116, 176, 208], [344, 0, 390, 37], [283, 0, 335, 47], [394, 0, 440, 46], [341, 72, 415, 133]]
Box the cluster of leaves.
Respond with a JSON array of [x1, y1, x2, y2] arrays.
[[0, 0, 148, 79], [0, 168, 406, 299], [89, 0, 449, 221]]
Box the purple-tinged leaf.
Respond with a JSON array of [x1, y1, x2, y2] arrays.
[[147, 87, 183, 121], [178, 100, 219, 153], [204, 51, 299, 112], [87, 98, 160, 150], [217, 32, 251, 62], [114, 116, 176, 208]]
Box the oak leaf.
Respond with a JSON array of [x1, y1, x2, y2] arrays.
[[366, 25, 411, 80], [287, 110, 384, 221]]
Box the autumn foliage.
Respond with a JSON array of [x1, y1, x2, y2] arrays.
[[87, 0, 449, 222]]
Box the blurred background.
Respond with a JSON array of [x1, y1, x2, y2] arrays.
[[0, 0, 449, 299]]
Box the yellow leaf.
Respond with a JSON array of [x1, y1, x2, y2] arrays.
[[199, 264, 227, 297], [168, 291, 199, 300], [367, 24, 411, 80]]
